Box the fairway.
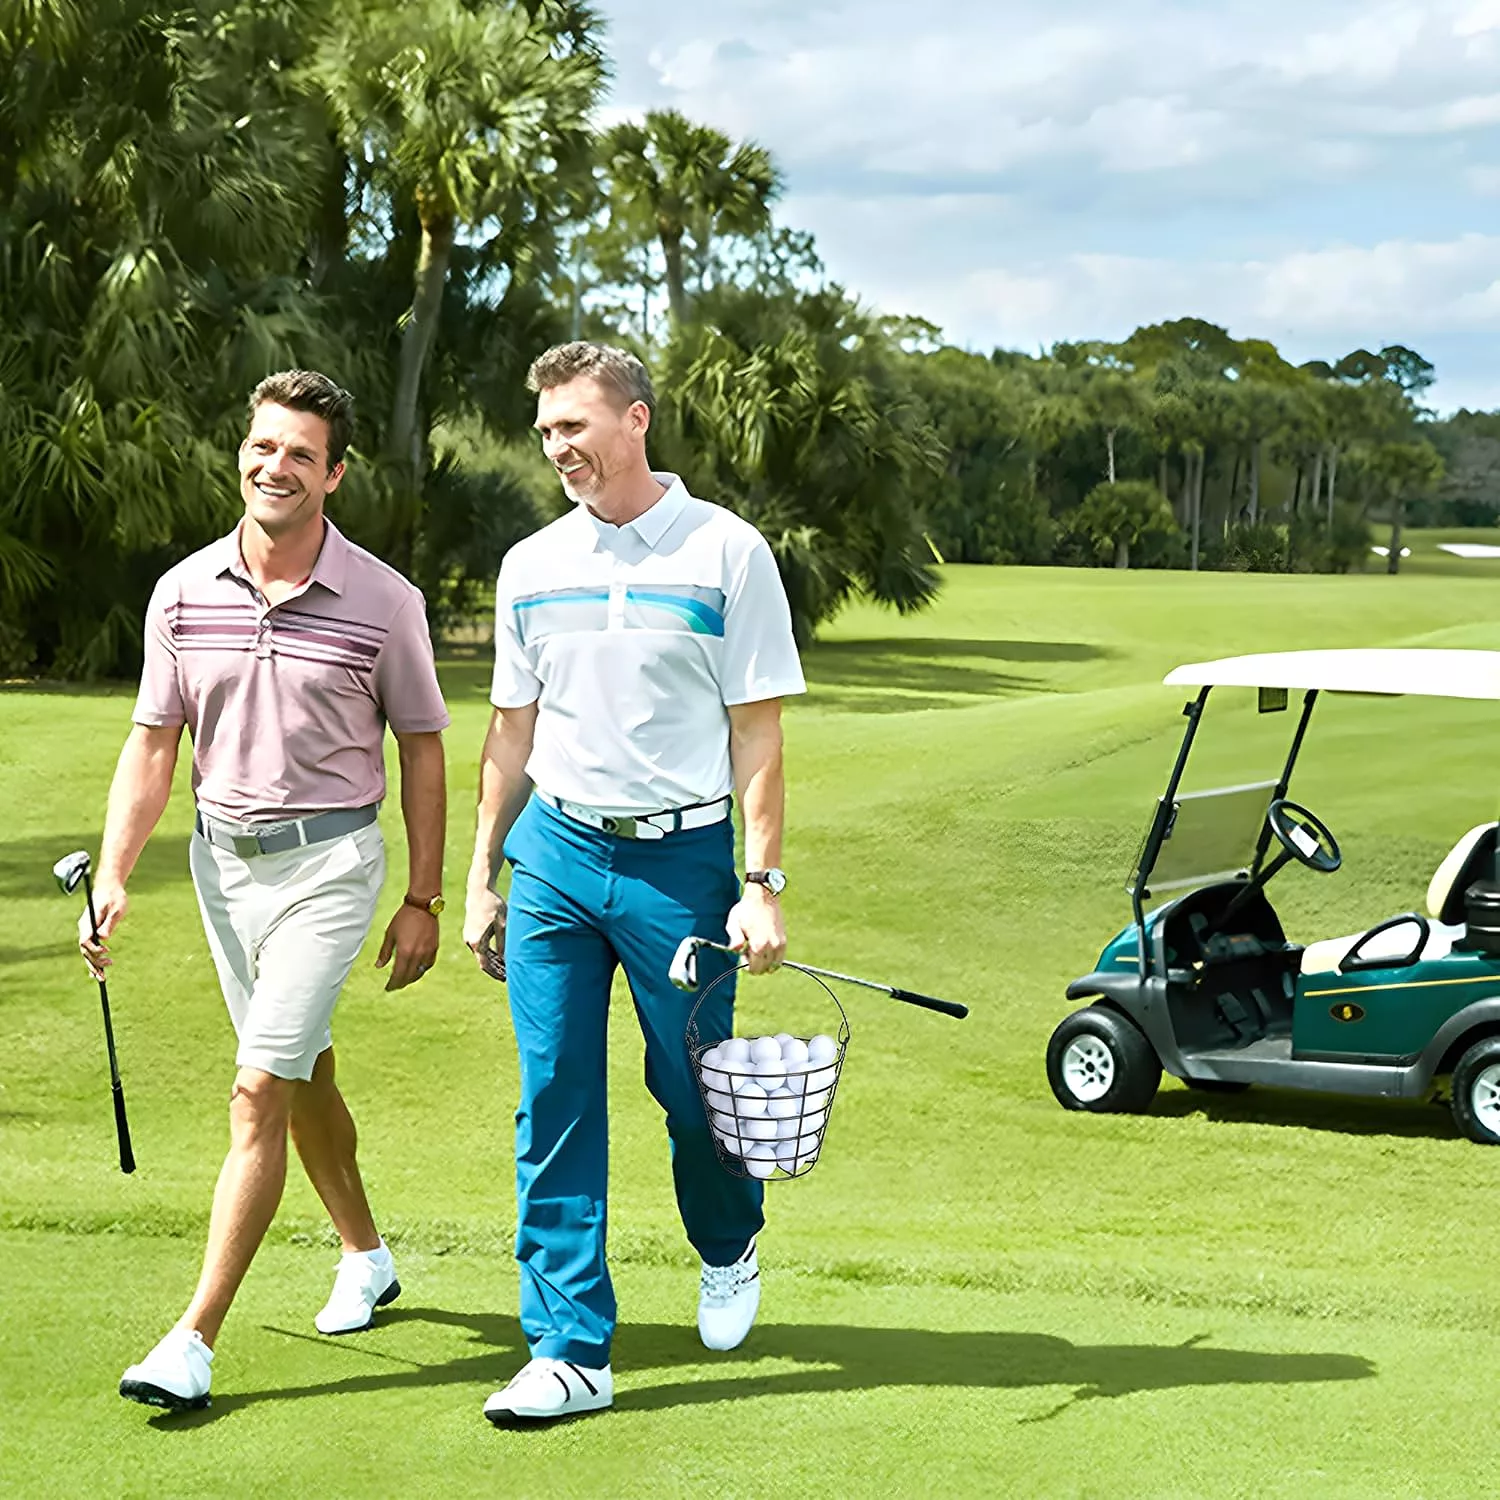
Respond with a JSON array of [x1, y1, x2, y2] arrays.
[[5, 564, 1500, 1498]]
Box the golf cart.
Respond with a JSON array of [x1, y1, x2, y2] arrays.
[[1047, 649, 1500, 1144]]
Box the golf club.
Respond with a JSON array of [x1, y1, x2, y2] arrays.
[[669, 935, 969, 1019], [54, 850, 136, 1174]]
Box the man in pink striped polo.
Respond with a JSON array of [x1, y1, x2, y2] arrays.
[[77, 370, 450, 1412]]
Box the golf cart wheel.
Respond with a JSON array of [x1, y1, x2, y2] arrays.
[[1046, 1006, 1162, 1114], [1449, 1036, 1500, 1145]]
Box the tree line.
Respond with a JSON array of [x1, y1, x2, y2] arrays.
[[3, 0, 1495, 678]]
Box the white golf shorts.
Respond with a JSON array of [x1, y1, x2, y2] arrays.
[[189, 821, 386, 1081]]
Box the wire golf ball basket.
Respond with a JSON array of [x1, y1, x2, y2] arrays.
[[686, 962, 850, 1181]]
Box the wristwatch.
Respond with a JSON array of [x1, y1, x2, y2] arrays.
[[404, 892, 446, 917], [744, 868, 788, 897]]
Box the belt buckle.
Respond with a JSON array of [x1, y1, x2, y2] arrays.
[[231, 832, 263, 858], [601, 815, 634, 838]]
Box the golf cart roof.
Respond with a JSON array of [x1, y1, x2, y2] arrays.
[[1164, 649, 1500, 701]]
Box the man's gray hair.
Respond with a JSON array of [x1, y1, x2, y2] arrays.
[[526, 342, 655, 418]]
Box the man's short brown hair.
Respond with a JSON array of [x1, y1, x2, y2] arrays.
[[526, 342, 655, 419], [248, 370, 355, 469]]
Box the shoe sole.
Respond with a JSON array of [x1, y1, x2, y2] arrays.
[[484, 1398, 611, 1427], [119, 1378, 210, 1412], [318, 1277, 402, 1337]]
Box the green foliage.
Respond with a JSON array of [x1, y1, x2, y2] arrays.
[[1068, 480, 1176, 569], [654, 286, 942, 642]]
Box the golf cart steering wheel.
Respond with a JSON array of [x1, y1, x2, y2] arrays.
[[1266, 798, 1342, 874]]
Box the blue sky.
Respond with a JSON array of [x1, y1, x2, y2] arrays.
[[599, 0, 1500, 413]]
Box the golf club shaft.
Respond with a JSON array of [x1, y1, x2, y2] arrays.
[[696, 940, 968, 1020], [81, 870, 135, 1174]]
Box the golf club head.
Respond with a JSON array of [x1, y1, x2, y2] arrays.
[[669, 937, 702, 991], [53, 850, 91, 896]]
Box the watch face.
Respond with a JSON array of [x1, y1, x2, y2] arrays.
[[429, 894, 446, 916], [751, 868, 787, 896]]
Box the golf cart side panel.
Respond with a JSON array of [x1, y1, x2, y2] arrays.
[[1294, 955, 1500, 1059], [1419, 997, 1500, 1077], [1065, 972, 1186, 1075], [1174, 1038, 1423, 1097]]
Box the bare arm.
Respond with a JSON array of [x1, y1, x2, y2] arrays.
[[726, 698, 788, 975], [463, 703, 539, 977], [373, 729, 447, 992], [81, 723, 183, 974]]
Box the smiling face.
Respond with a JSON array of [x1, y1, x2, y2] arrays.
[[237, 402, 344, 538], [534, 375, 650, 514]]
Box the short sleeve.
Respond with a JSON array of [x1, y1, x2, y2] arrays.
[[132, 578, 187, 727], [372, 592, 451, 733], [490, 554, 541, 709], [719, 534, 806, 706]]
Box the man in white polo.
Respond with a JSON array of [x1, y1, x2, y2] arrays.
[[80, 370, 450, 1412], [463, 341, 804, 1423]]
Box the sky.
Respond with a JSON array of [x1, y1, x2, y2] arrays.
[[598, 0, 1500, 413]]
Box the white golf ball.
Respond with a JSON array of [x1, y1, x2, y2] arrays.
[[802, 1087, 833, 1113], [743, 1116, 778, 1142], [779, 1037, 810, 1067], [730, 1080, 768, 1116], [752, 1058, 786, 1093], [765, 1086, 801, 1120], [797, 1107, 829, 1136], [773, 1031, 796, 1049], [705, 1088, 735, 1114], [711, 1109, 739, 1134], [701, 1046, 724, 1071], [750, 1035, 782, 1064], [775, 1136, 819, 1172], [720, 1037, 752, 1065], [804, 1065, 839, 1094], [743, 1143, 780, 1180], [700, 1066, 730, 1094], [808, 1034, 838, 1065]]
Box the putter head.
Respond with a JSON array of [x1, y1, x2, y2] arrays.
[[669, 937, 702, 992], [53, 850, 91, 895]]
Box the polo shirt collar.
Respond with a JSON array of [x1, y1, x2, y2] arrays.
[[586, 474, 689, 553], [218, 517, 348, 596]]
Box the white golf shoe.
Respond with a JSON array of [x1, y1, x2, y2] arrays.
[[315, 1242, 401, 1335], [483, 1357, 613, 1424], [119, 1327, 213, 1411], [697, 1239, 760, 1351]]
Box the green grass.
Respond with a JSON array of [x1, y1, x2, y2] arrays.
[[6, 561, 1500, 1497]]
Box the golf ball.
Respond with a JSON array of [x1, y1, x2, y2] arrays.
[[730, 1080, 768, 1116], [808, 1034, 838, 1065], [779, 1037, 810, 1068], [802, 1087, 833, 1112], [750, 1036, 782, 1064], [701, 1046, 724, 1070], [700, 1065, 730, 1094], [797, 1107, 828, 1136], [743, 1116, 778, 1142], [720, 1037, 752, 1065], [775, 1136, 819, 1172], [711, 1109, 739, 1134], [743, 1143, 779, 1180], [773, 1031, 796, 1049], [751, 1058, 786, 1093], [765, 1086, 801, 1120], [804, 1064, 839, 1094], [704, 1088, 735, 1114]]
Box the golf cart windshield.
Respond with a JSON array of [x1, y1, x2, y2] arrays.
[[1129, 781, 1278, 895]]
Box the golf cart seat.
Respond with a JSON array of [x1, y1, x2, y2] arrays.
[[1299, 823, 1498, 977]]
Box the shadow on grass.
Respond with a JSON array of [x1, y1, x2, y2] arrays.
[[149, 1304, 1370, 1429], [1153, 1085, 1459, 1141], [0, 940, 78, 967], [0, 834, 188, 900], [800, 637, 1108, 713]]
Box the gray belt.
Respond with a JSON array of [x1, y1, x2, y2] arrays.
[[538, 791, 731, 842], [194, 803, 379, 858]]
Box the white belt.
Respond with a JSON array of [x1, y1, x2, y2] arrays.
[[538, 791, 731, 841]]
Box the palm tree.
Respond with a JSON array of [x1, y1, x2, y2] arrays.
[[601, 110, 782, 328], [310, 0, 604, 488]]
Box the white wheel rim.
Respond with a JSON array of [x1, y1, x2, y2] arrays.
[[1471, 1063, 1500, 1134], [1062, 1034, 1115, 1103]]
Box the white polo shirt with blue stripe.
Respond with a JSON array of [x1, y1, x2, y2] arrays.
[[491, 473, 806, 816]]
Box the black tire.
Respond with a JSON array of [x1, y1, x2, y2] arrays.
[[1046, 1006, 1162, 1114], [1449, 1035, 1500, 1145], [1183, 1078, 1251, 1094]]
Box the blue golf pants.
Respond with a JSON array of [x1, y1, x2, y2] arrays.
[[502, 794, 765, 1366]]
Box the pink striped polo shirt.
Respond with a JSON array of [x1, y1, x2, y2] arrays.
[[133, 520, 450, 822]]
